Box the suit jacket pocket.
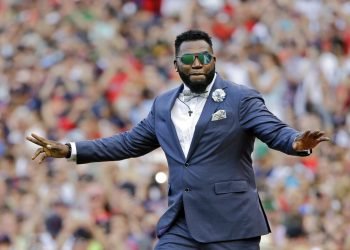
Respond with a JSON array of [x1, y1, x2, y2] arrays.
[[206, 111, 235, 135], [214, 180, 249, 194], [210, 111, 233, 123]]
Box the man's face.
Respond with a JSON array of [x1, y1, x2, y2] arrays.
[[175, 40, 216, 93]]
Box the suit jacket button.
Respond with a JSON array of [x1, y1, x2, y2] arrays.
[[185, 163, 189, 168], [185, 188, 191, 192]]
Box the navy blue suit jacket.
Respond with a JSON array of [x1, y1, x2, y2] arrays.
[[76, 74, 302, 243]]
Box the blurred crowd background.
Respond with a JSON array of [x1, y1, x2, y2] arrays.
[[0, 0, 350, 249]]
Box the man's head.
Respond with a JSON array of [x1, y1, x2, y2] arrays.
[[174, 30, 216, 93]]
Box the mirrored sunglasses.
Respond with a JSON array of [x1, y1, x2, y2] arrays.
[[176, 51, 213, 65]]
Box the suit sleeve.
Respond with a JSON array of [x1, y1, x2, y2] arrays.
[[238, 88, 300, 155], [76, 101, 160, 164]]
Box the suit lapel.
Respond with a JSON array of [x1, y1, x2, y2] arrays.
[[165, 85, 186, 161], [186, 75, 228, 160]]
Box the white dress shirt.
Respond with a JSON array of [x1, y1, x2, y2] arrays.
[[171, 74, 216, 157]]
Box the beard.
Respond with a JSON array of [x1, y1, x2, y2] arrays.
[[178, 66, 216, 94]]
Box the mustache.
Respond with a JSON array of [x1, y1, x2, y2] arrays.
[[178, 66, 215, 93]]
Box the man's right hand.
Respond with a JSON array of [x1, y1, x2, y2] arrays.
[[26, 133, 70, 164]]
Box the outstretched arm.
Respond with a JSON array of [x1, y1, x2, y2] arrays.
[[27, 100, 160, 164], [75, 101, 160, 164], [239, 88, 330, 155]]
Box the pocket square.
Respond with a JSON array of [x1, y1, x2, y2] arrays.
[[211, 110, 227, 121]]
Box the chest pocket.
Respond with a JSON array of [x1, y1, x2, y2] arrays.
[[206, 110, 235, 131]]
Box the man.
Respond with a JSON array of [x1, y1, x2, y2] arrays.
[[27, 30, 330, 249]]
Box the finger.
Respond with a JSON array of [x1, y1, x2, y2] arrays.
[[309, 132, 321, 139], [26, 136, 45, 147], [313, 131, 325, 138], [31, 133, 49, 145], [318, 136, 331, 142], [38, 153, 47, 164], [307, 131, 324, 140], [302, 130, 311, 138], [32, 148, 44, 160]]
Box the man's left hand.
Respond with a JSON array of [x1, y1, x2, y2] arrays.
[[292, 130, 330, 151]]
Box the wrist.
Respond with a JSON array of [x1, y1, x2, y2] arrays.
[[292, 140, 301, 151], [65, 143, 72, 158], [292, 133, 302, 150]]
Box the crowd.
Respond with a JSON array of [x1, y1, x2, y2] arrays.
[[0, 0, 350, 249]]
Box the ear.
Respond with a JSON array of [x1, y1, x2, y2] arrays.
[[174, 60, 178, 72]]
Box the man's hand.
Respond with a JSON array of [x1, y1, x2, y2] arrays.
[[26, 133, 69, 164], [292, 130, 330, 151]]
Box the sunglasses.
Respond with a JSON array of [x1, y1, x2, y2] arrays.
[[176, 51, 214, 65]]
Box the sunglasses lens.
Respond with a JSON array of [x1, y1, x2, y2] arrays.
[[181, 54, 195, 65], [199, 52, 212, 64]]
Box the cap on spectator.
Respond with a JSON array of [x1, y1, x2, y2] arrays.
[[45, 213, 63, 238]]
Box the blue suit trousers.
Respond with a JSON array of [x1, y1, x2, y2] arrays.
[[155, 209, 261, 250]]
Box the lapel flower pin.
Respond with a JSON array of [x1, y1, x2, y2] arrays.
[[212, 89, 226, 102]]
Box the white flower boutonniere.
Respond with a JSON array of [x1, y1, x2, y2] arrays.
[[212, 89, 226, 102]]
